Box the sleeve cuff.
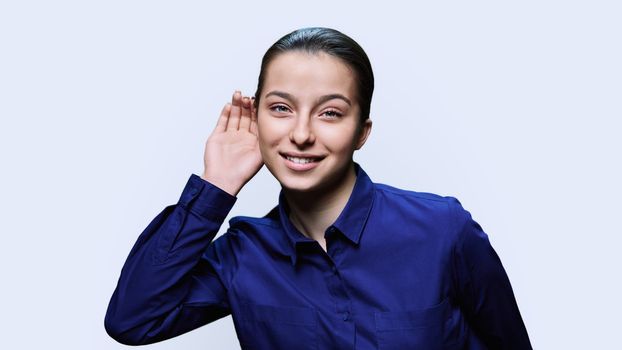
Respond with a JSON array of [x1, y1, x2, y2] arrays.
[[177, 174, 237, 220]]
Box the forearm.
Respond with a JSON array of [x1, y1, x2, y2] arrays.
[[104, 174, 236, 345]]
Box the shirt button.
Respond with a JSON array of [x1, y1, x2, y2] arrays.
[[190, 188, 198, 195], [331, 266, 337, 274], [342, 311, 349, 321]]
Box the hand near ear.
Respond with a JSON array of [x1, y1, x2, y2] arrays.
[[201, 90, 264, 196]]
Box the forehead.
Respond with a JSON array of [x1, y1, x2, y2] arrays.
[[263, 51, 356, 101]]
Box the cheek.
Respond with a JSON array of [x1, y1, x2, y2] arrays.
[[317, 125, 359, 153], [257, 119, 284, 148]]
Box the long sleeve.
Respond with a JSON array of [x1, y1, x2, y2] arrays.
[[450, 198, 533, 349], [104, 174, 237, 345]]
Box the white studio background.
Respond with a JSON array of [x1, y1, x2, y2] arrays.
[[1, 1, 620, 349]]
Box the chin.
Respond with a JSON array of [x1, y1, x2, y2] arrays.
[[277, 175, 322, 193], [281, 183, 318, 193]]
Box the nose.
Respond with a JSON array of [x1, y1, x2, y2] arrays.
[[289, 114, 315, 146]]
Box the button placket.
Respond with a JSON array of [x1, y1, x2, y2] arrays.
[[321, 231, 353, 325]]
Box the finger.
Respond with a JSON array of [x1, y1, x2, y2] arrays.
[[250, 96, 257, 121], [249, 100, 258, 135], [214, 103, 231, 132], [239, 96, 252, 130], [226, 90, 242, 131]]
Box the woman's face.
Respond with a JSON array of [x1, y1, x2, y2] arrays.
[[257, 51, 372, 193]]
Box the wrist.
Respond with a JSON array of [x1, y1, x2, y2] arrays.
[[200, 172, 242, 197]]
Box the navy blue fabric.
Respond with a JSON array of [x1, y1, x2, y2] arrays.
[[105, 164, 532, 349]]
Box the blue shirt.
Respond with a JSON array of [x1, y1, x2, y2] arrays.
[[105, 163, 532, 349]]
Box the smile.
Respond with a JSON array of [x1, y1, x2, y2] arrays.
[[280, 152, 326, 171], [285, 156, 319, 164]]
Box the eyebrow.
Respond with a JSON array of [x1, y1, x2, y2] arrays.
[[264, 90, 352, 106]]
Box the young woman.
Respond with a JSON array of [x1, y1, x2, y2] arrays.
[[105, 27, 532, 349]]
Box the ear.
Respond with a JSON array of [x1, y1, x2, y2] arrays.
[[355, 119, 373, 150]]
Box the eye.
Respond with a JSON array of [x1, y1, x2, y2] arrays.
[[320, 109, 343, 119], [269, 104, 291, 114]]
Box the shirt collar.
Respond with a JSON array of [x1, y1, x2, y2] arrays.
[[277, 162, 375, 266]]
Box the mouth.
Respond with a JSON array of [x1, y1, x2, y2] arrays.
[[279, 152, 326, 170]]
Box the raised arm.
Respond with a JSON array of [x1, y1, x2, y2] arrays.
[[104, 91, 264, 345]]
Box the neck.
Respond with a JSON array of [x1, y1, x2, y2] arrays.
[[284, 163, 357, 242]]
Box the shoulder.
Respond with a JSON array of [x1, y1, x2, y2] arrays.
[[373, 181, 464, 214], [371, 182, 471, 239], [373, 182, 490, 251], [215, 206, 284, 246], [204, 207, 287, 265], [227, 206, 281, 231]]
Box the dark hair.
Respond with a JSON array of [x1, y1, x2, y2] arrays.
[[253, 27, 374, 124]]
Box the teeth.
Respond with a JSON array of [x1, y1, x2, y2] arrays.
[[286, 156, 317, 164]]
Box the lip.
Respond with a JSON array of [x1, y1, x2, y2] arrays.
[[280, 152, 325, 172]]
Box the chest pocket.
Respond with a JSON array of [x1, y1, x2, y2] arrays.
[[235, 301, 318, 350], [374, 297, 451, 350]]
